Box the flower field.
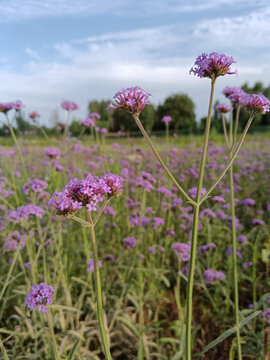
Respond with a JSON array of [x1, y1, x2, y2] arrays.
[[0, 53, 270, 360]]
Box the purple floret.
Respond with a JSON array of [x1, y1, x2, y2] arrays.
[[22, 179, 48, 195], [107, 86, 151, 115], [61, 101, 79, 111], [123, 236, 137, 248], [204, 269, 226, 284], [171, 242, 191, 262], [87, 259, 102, 273], [190, 52, 236, 79], [240, 93, 270, 114], [216, 104, 231, 114], [24, 283, 55, 313]]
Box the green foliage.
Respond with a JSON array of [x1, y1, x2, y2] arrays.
[[139, 104, 156, 133], [156, 94, 196, 133], [15, 113, 34, 132]]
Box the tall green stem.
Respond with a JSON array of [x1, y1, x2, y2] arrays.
[[165, 122, 169, 150], [87, 213, 112, 360], [233, 104, 241, 144], [221, 114, 230, 148], [133, 115, 196, 206], [229, 155, 242, 360], [185, 78, 216, 360], [47, 309, 61, 360], [199, 115, 254, 205], [7, 124, 30, 187]]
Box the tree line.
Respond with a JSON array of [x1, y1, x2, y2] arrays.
[[1, 82, 269, 137]]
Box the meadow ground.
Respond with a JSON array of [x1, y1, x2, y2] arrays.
[[0, 132, 269, 359]]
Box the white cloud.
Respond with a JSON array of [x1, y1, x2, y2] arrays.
[[1, 5, 270, 125], [0, 0, 268, 21]]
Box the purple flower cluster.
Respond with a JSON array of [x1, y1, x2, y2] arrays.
[[204, 269, 226, 284], [22, 178, 48, 195], [49, 173, 124, 216], [198, 242, 216, 255], [87, 259, 102, 272], [108, 86, 151, 115], [5, 231, 26, 252], [216, 104, 231, 114], [261, 308, 270, 324], [0, 100, 25, 114], [24, 283, 55, 312], [222, 87, 246, 104], [240, 93, 270, 114], [7, 204, 44, 223], [190, 52, 236, 79], [153, 217, 165, 230], [61, 101, 79, 111], [29, 111, 40, 122], [171, 242, 191, 262], [80, 117, 95, 127], [161, 115, 172, 123], [123, 236, 137, 248], [188, 187, 207, 200], [45, 147, 61, 160]]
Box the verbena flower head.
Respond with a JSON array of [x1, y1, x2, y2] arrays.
[[29, 111, 40, 123], [45, 147, 61, 160], [239, 93, 270, 115], [0, 102, 14, 114], [0, 101, 24, 114], [61, 101, 79, 111], [123, 236, 137, 248], [190, 52, 236, 79], [204, 269, 226, 284], [216, 104, 231, 114], [7, 204, 44, 223], [22, 179, 48, 195], [188, 187, 207, 199], [102, 173, 124, 197], [161, 115, 172, 123], [89, 112, 101, 120], [80, 117, 95, 127], [222, 86, 246, 104], [5, 231, 26, 252], [107, 86, 151, 115], [87, 259, 102, 272], [49, 173, 124, 216], [24, 283, 55, 312], [171, 242, 191, 262], [13, 100, 25, 111]]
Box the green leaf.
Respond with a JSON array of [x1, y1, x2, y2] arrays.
[[262, 248, 270, 263], [195, 311, 261, 356], [0, 337, 9, 360], [67, 340, 80, 360], [117, 316, 140, 337]]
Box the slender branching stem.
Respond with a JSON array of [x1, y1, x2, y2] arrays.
[[221, 114, 230, 148], [229, 152, 242, 359], [233, 104, 241, 144], [47, 309, 61, 360], [133, 114, 196, 206], [185, 78, 216, 360], [93, 199, 111, 226], [199, 115, 254, 205], [86, 212, 112, 360]]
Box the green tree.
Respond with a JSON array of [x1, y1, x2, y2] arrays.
[[88, 100, 114, 130], [139, 104, 156, 132], [156, 94, 196, 133], [16, 114, 33, 132]]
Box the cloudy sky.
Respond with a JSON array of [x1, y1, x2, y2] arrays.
[[1, 0, 270, 125]]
